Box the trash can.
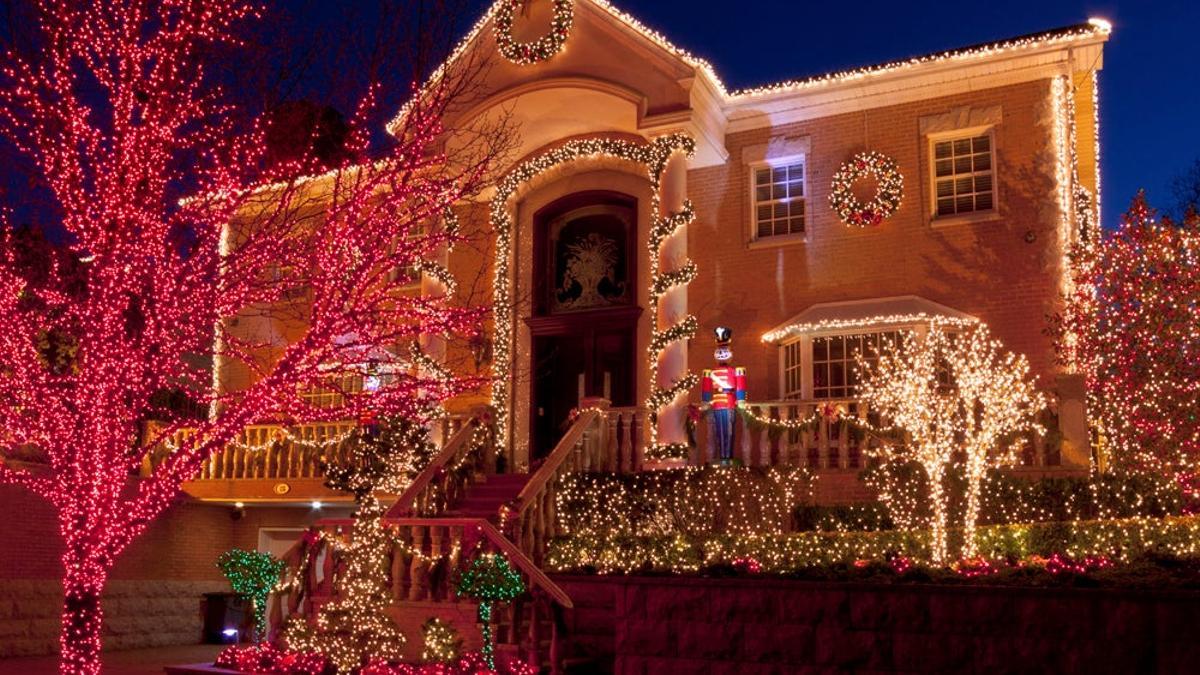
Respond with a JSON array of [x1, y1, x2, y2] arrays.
[[201, 592, 250, 644]]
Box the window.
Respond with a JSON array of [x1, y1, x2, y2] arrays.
[[782, 341, 804, 398], [811, 331, 901, 399], [752, 160, 806, 239], [932, 133, 994, 217]]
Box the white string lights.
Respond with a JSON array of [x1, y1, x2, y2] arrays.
[[488, 134, 697, 455], [386, 3, 1110, 135]]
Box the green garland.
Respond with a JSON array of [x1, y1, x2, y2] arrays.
[[216, 549, 286, 641]]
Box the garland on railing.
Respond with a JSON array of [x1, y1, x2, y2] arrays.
[[683, 402, 904, 449], [489, 134, 696, 453]]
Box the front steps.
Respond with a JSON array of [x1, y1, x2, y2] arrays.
[[443, 473, 532, 523]]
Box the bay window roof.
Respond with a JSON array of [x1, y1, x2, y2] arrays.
[[761, 295, 977, 344]]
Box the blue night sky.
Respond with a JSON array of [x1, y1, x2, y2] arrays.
[[563, 0, 1199, 228], [375, 0, 1191, 228]]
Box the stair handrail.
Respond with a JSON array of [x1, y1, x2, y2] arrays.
[[507, 399, 611, 565], [296, 516, 572, 609], [512, 399, 609, 518], [388, 409, 493, 517]]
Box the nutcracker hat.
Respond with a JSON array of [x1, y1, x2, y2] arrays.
[[714, 326, 732, 347]]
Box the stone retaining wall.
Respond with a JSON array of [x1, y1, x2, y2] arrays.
[[554, 575, 1200, 673], [0, 579, 225, 657]]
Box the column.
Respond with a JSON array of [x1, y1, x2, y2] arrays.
[[656, 151, 690, 449]]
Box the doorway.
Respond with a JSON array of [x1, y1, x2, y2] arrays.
[[528, 192, 640, 459]]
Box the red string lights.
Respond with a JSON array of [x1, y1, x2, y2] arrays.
[[0, 2, 495, 673], [1055, 195, 1200, 503]]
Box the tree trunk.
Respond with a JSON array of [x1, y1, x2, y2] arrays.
[[927, 467, 949, 565], [59, 541, 109, 675], [962, 463, 984, 560]]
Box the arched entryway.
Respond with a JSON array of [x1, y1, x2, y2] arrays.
[[527, 191, 641, 458]]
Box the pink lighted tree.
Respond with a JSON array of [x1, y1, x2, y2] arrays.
[[0, 1, 502, 672]]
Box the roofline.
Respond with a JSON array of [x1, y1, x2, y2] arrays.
[[387, 1, 1111, 135]]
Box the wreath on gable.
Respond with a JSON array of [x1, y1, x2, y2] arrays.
[[829, 151, 904, 227], [494, 0, 574, 66]]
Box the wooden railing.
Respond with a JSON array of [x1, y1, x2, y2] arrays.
[[692, 398, 1058, 470], [510, 399, 621, 566], [605, 405, 645, 473], [141, 412, 477, 498], [273, 516, 572, 670], [388, 411, 495, 517]]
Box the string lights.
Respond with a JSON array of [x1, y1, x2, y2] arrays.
[[216, 549, 287, 642], [857, 322, 1044, 563], [494, 0, 574, 65], [454, 553, 526, 671], [828, 151, 904, 227], [1054, 195, 1200, 504], [0, 0, 494, 670], [387, 3, 1110, 135], [488, 134, 697, 457]]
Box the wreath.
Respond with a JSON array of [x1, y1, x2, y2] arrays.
[[494, 0, 574, 66], [829, 151, 904, 227]]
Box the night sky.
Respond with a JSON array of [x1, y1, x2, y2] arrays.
[[589, 0, 1198, 227], [309, 0, 1195, 229]]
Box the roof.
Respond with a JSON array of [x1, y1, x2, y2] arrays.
[[762, 295, 978, 344], [387, 1, 1111, 134]]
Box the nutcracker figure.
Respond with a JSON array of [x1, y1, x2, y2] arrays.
[[701, 326, 746, 465]]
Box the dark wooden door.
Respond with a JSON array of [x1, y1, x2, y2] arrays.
[[531, 322, 635, 459]]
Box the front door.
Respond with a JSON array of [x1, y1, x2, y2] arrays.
[[529, 192, 639, 459], [532, 323, 635, 459]]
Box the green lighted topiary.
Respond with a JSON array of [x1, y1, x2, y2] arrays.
[[216, 549, 286, 641]]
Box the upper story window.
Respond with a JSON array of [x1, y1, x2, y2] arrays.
[[752, 159, 806, 239], [932, 132, 994, 218]]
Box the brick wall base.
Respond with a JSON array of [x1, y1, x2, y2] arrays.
[[553, 575, 1200, 673]]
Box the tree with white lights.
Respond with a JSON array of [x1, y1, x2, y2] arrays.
[[858, 322, 1044, 563], [0, 2, 500, 673]]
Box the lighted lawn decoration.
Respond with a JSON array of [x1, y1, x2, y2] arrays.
[[420, 617, 462, 664], [857, 321, 1044, 563], [1053, 194, 1200, 502], [0, 0, 497, 671], [283, 419, 438, 673], [217, 549, 286, 641], [455, 553, 526, 671]]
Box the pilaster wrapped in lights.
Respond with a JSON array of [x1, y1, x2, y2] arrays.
[[488, 134, 697, 459]]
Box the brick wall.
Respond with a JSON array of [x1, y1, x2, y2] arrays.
[[554, 575, 1200, 674], [687, 78, 1069, 402], [0, 485, 322, 656]]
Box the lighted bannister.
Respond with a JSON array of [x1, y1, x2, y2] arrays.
[[388, 410, 495, 517], [272, 516, 572, 670], [508, 399, 644, 567]]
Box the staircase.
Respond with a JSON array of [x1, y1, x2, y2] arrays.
[[443, 472, 531, 522]]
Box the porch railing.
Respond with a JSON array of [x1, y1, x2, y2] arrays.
[[141, 413, 476, 486], [692, 398, 1058, 470]]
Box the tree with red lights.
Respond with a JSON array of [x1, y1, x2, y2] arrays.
[[0, 2, 502, 673], [1054, 194, 1200, 501]]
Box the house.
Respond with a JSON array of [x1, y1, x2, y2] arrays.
[[356, 1, 1106, 477], [0, 0, 1111, 660]]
